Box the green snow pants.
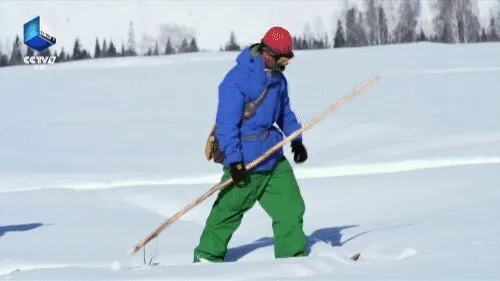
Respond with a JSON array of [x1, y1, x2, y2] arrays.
[[193, 158, 307, 262]]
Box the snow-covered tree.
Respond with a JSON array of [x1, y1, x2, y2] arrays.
[[394, 0, 421, 43], [365, 0, 380, 45], [433, 0, 457, 43], [456, 0, 481, 43], [157, 23, 196, 52], [345, 7, 358, 46], [378, 5, 389, 44], [140, 33, 156, 55], [127, 22, 137, 56]]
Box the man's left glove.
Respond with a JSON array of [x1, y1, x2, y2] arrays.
[[291, 140, 308, 163]]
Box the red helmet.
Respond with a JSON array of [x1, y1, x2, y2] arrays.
[[261, 26, 294, 57]]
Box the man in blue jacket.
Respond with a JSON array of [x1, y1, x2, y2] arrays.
[[194, 26, 309, 262]]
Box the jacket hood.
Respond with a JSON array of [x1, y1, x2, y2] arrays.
[[236, 45, 265, 73]]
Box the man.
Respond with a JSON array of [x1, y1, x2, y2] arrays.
[[194, 26, 309, 263]]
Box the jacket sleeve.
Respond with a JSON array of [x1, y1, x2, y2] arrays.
[[215, 76, 244, 164], [277, 79, 303, 142]]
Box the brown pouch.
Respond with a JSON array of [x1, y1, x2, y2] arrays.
[[204, 125, 224, 164], [205, 87, 268, 164]]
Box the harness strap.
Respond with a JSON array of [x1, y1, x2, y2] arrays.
[[240, 129, 270, 141], [243, 88, 269, 120]]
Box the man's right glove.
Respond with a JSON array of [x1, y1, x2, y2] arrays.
[[230, 162, 247, 186], [291, 140, 308, 163]]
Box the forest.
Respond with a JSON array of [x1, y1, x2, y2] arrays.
[[1, 0, 499, 67]]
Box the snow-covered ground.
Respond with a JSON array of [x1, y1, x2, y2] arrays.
[[1, 42, 499, 280]]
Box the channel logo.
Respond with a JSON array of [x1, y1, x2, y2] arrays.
[[23, 16, 57, 65]]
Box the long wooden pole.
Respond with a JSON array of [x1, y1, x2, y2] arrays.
[[128, 74, 381, 256]]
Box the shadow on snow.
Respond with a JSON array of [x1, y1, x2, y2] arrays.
[[0, 223, 45, 238], [226, 223, 413, 262]]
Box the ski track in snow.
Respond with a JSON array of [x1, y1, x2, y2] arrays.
[[0, 156, 499, 193]]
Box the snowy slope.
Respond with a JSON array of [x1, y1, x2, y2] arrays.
[[1, 42, 500, 280]]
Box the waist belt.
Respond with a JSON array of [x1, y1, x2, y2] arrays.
[[241, 129, 270, 141]]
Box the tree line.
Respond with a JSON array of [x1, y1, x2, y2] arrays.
[[1, 0, 500, 68], [0, 22, 201, 67], [330, 0, 500, 48]]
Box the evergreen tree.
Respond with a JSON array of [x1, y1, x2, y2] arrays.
[[80, 49, 91, 59], [94, 37, 102, 58], [146, 47, 153, 56], [121, 42, 125, 56], [344, 7, 369, 47], [153, 41, 160, 56], [0, 38, 7, 67], [26, 47, 35, 57], [189, 38, 199, 52], [102, 39, 108, 57], [457, 10, 466, 43], [433, 0, 457, 43], [59, 48, 66, 62], [179, 38, 189, 53], [334, 19, 346, 48], [108, 41, 118, 57], [487, 17, 499, 41], [480, 28, 488, 42], [303, 22, 313, 49], [127, 21, 137, 56], [165, 38, 175, 54], [378, 5, 389, 44], [51, 50, 58, 63], [0, 53, 8, 67], [224, 31, 241, 51], [417, 28, 427, 41], [38, 48, 51, 57], [345, 7, 357, 47], [72, 38, 82, 60], [394, 0, 421, 43], [301, 37, 309, 49], [356, 12, 369, 46], [292, 36, 301, 50], [365, 0, 379, 45], [456, 0, 481, 43], [9, 35, 23, 65]]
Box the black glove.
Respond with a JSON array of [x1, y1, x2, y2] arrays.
[[291, 140, 308, 163], [230, 162, 247, 186]]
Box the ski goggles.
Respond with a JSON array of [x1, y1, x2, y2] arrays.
[[261, 44, 294, 66], [269, 50, 294, 66], [274, 55, 292, 66]]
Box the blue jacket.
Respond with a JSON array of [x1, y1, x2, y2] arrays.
[[215, 45, 303, 172]]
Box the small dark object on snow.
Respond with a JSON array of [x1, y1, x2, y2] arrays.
[[351, 252, 361, 261]]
